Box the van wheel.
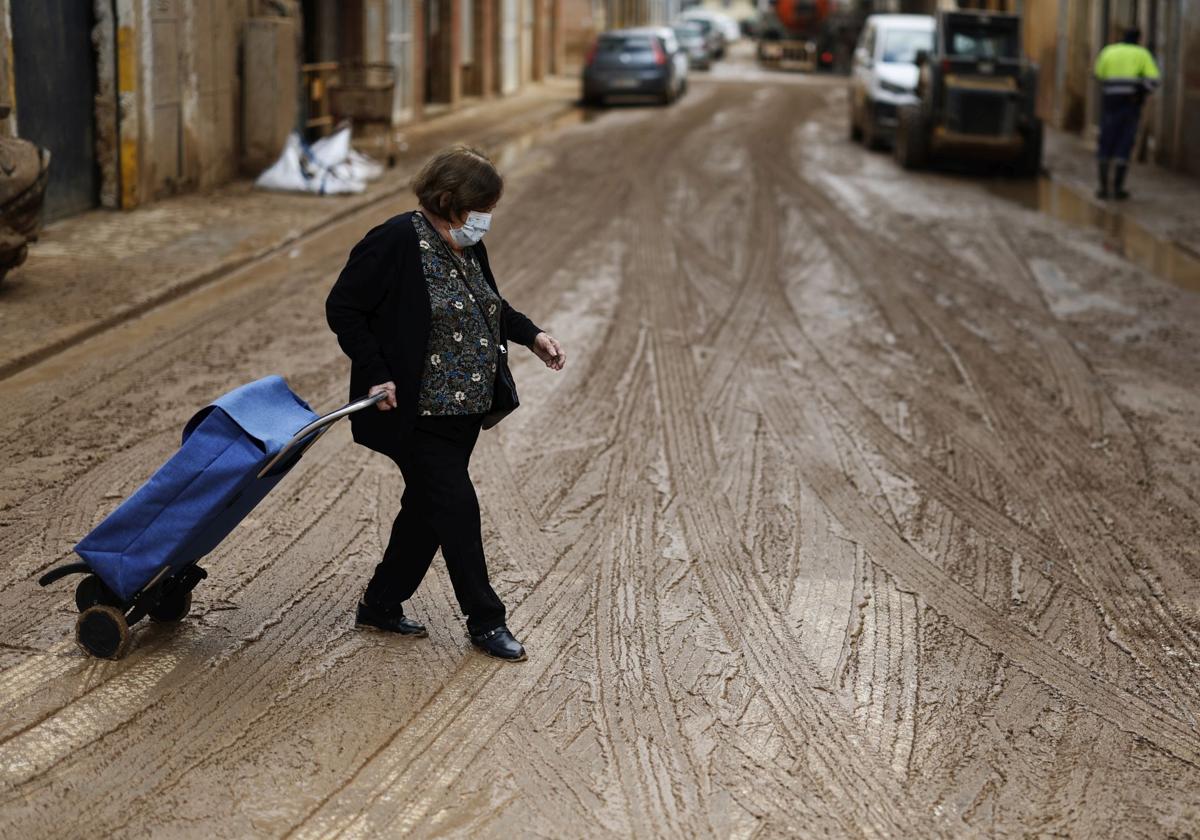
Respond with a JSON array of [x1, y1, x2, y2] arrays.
[[849, 97, 863, 141]]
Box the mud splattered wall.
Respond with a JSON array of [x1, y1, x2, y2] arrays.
[[143, 0, 250, 199], [188, 0, 241, 190], [1174, 5, 1200, 176]]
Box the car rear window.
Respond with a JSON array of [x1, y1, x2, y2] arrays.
[[598, 36, 657, 53]]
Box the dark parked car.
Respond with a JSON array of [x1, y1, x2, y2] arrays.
[[582, 27, 689, 106]]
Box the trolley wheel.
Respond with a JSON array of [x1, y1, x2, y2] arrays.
[[148, 589, 192, 623], [74, 574, 121, 612], [76, 605, 131, 660]]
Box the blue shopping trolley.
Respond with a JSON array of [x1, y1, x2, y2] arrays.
[[37, 375, 385, 659]]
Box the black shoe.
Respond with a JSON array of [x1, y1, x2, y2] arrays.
[[1114, 188, 1131, 200], [470, 626, 527, 661], [355, 601, 427, 637], [1096, 187, 1111, 200]]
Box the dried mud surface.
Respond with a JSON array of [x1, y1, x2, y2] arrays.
[[2, 63, 1199, 838]]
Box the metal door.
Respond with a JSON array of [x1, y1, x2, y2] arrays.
[[10, 0, 99, 220], [389, 0, 415, 120]]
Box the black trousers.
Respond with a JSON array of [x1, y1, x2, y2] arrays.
[[1098, 93, 1142, 163], [363, 414, 507, 635]]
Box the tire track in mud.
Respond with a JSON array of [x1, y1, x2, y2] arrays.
[[610, 110, 952, 832], [648, 90, 963, 822], [748, 162, 1200, 767], [768, 154, 1200, 729], [756, 364, 1200, 766], [710, 103, 1200, 816]]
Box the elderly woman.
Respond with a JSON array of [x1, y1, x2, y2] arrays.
[[326, 146, 565, 662]]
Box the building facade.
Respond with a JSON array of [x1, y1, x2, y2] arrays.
[[0, 0, 570, 220]]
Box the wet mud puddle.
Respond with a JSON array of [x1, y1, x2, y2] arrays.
[[989, 177, 1200, 292]]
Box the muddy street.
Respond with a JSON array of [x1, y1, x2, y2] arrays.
[[3, 59, 1200, 838]]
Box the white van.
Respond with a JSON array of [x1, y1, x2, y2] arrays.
[[849, 14, 936, 150]]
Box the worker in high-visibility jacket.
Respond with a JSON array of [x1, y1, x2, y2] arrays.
[[1094, 27, 1160, 199]]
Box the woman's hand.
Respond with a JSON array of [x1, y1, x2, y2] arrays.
[[531, 333, 566, 371], [369, 381, 397, 410]]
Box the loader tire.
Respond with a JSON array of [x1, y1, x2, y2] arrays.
[[895, 106, 929, 170], [1016, 119, 1044, 178]]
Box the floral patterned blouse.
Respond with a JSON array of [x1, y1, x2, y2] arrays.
[[413, 212, 503, 416]]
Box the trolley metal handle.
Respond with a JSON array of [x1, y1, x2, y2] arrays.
[[256, 391, 388, 479]]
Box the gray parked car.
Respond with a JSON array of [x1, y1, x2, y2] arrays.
[[673, 21, 711, 70], [681, 15, 725, 60], [582, 27, 689, 106]]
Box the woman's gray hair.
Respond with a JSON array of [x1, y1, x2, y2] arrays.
[[412, 146, 504, 220]]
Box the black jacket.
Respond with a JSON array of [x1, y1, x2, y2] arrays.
[[325, 211, 541, 455]]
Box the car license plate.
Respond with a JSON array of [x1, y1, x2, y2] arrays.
[[610, 77, 638, 89]]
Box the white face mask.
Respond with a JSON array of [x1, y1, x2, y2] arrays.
[[448, 210, 492, 248]]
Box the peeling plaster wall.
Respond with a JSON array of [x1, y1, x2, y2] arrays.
[[113, 0, 140, 208], [126, 0, 254, 202], [0, 0, 15, 138]]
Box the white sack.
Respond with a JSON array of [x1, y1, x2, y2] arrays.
[[254, 133, 366, 195], [311, 126, 385, 182]]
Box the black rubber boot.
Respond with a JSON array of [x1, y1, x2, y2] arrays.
[[1113, 164, 1130, 200], [1096, 160, 1110, 199]]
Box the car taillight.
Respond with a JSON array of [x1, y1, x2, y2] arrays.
[[652, 40, 667, 65], [821, 51, 833, 64], [585, 41, 598, 66]]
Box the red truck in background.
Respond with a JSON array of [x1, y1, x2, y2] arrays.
[[757, 0, 868, 73]]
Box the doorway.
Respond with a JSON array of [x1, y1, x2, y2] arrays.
[[10, 0, 100, 220], [425, 0, 454, 103]]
